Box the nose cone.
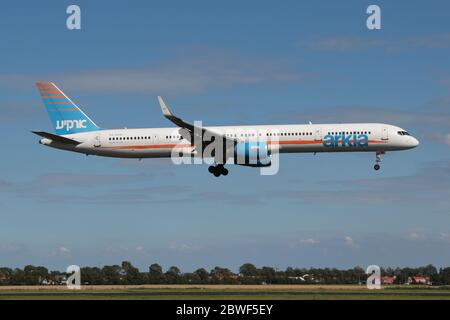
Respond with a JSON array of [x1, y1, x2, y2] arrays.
[[410, 137, 419, 148]]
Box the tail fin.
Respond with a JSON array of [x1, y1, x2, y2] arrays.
[[36, 82, 101, 135]]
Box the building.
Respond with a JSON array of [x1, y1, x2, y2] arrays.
[[381, 276, 396, 285], [407, 276, 432, 285], [0, 274, 11, 281]]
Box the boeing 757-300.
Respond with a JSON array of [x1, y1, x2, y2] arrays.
[[33, 82, 419, 177]]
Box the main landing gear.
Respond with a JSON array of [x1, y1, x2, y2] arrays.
[[208, 164, 229, 177], [374, 151, 384, 171]]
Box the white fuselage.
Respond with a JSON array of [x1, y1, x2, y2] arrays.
[[39, 123, 419, 158]]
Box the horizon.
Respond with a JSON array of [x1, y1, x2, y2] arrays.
[[1, 0, 450, 272]]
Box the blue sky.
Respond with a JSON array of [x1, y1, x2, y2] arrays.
[[1, 0, 450, 272]]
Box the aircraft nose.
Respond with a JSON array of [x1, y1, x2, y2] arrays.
[[411, 137, 419, 148]]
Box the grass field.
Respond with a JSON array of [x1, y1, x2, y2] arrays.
[[1, 285, 450, 300]]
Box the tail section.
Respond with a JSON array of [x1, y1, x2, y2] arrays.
[[36, 82, 101, 135]]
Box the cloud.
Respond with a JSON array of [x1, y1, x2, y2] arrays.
[[0, 171, 265, 206], [168, 243, 200, 252], [408, 232, 425, 240], [0, 179, 15, 192], [300, 238, 320, 245], [0, 242, 27, 254], [0, 52, 301, 95], [290, 107, 450, 128], [440, 233, 450, 242], [446, 134, 450, 147], [58, 246, 71, 254], [0, 102, 42, 123], [311, 160, 450, 207], [344, 235, 356, 247], [0, 173, 153, 196], [303, 33, 450, 52], [34, 173, 152, 189], [5, 159, 449, 208], [49, 246, 73, 258]]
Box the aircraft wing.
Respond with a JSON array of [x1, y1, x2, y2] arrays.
[[157, 96, 236, 145], [32, 131, 82, 145]]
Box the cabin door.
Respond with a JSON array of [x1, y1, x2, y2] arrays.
[[381, 127, 389, 140]]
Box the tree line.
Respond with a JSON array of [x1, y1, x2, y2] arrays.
[[1, 262, 450, 286]]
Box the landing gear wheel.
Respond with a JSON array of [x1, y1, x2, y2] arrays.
[[209, 164, 228, 177], [373, 151, 384, 172]]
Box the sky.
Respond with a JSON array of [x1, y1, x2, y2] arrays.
[[0, 0, 450, 272]]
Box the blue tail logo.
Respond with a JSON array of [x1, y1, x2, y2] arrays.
[[36, 82, 101, 135]]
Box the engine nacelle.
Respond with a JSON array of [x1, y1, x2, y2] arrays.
[[234, 142, 271, 167]]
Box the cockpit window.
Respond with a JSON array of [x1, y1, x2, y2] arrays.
[[398, 131, 410, 136]]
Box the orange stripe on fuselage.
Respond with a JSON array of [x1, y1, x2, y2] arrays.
[[104, 139, 387, 151], [271, 140, 322, 145], [109, 144, 192, 150]]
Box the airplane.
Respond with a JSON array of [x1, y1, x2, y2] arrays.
[[33, 82, 419, 177]]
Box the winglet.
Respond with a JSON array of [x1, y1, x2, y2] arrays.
[[158, 96, 173, 118]]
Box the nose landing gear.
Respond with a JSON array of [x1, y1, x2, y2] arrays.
[[208, 164, 229, 177], [374, 151, 384, 171]]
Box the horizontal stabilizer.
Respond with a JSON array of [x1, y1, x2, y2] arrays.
[[32, 131, 81, 145]]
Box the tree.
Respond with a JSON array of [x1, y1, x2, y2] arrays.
[[148, 263, 164, 284], [80, 267, 104, 285], [239, 263, 259, 277], [165, 266, 182, 284], [0, 268, 13, 285], [183, 272, 201, 284], [121, 261, 143, 285], [149, 263, 163, 275], [21, 265, 49, 285], [261, 266, 276, 284], [210, 267, 236, 284], [194, 268, 210, 283], [102, 265, 122, 285], [239, 263, 261, 284], [421, 265, 438, 278]]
